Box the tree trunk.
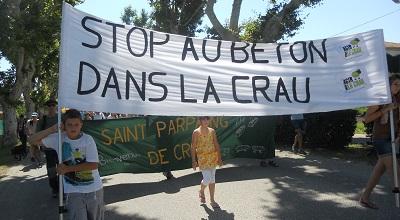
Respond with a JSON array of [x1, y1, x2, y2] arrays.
[[0, 0, 38, 147], [23, 79, 35, 116], [229, 0, 242, 32], [205, 0, 238, 41], [1, 101, 18, 147], [0, 47, 35, 147], [261, 0, 302, 43]]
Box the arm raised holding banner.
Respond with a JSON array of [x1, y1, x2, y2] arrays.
[[28, 124, 59, 146], [363, 103, 398, 124]]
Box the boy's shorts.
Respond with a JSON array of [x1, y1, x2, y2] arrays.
[[66, 188, 104, 220]]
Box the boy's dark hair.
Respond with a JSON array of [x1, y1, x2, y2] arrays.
[[62, 109, 82, 124]]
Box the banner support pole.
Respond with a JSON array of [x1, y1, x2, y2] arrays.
[[57, 104, 64, 219], [58, 1, 66, 219], [389, 110, 400, 208]]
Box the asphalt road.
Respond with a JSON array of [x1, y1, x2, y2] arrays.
[[1, 150, 399, 220]]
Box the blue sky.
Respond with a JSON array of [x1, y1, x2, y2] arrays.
[[1, 0, 399, 70]]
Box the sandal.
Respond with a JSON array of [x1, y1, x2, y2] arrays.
[[359, 199, 378, 209], [210, 202, 220, 209], [199, 191, 206, 203]]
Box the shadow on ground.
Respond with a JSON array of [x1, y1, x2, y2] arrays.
[[1, 150, 399, 220]]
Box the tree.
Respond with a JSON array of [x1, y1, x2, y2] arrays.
[[121, 6, 153, 28], [205, 0, 324, 42], [0, 0, 82, 146], [122, 0, 207, 36]]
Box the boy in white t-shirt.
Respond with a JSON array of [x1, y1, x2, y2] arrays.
[[29, 109, 104, 220]]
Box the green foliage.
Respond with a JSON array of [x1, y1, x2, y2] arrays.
[[15, 103, 26, 118], [121, 6, 153, 28], [240, 19, 262, 42], [0, 0, 82, 103], [0, 67, 15, 96], [275, 110, 357, 149], [0, 0, 81, 97], [354, 107, 368, 134], [151, 0, 206, 36], [205, 26, 223, 40], [355, 107, 367, 115], [355, 121, 366, 134], [0, 0, 83, 145], [241, 0, 324, 42], [121, 1, 206, 36]]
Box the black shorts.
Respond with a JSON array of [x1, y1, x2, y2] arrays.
[[373, 139, 393, 157], [291, 119, 305, 131]]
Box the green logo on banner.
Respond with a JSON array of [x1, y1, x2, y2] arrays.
[[343, 69, 365, 92], [342, 38, 362, 59]]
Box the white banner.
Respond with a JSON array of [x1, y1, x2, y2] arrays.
[[59, 3, 391, 116]]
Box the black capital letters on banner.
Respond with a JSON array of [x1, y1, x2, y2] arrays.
[[309, 39, 327, 63], [105, 22, 125, 53], [127, 27, 148, 57], [180, 74, 197, 103], [202, 40, 221, 62], [182, 37, 199, 61], [203, 76, 220, 103], [77, 61, 100, 95], [252, 76, 272, 102], [275, 77, 292, 103], [232, 76, 251, 103], [150, 31, 170, 58], [148, 72, 168, 102], [251, 43, 269, 63], [102, 68, 122, 99], [276, 42, 289, 63], [231, 42, 250, 63], [126, 70, 146, 101], [293, 77, 310, 103], [290, 41, 308, 63], [81, 16, 102, 48]]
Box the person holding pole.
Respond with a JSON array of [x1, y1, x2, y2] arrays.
[[359, 74, 400, 209], [29, 109, 104, 219], [191, 116, 223, 209]]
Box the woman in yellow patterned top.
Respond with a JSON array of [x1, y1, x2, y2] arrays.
[[191, 116, 223, 209]]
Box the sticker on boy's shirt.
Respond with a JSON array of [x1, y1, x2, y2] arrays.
[[62, 142, 94, 185]]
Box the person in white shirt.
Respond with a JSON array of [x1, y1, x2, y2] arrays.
[[29, 109, 104, 220]]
